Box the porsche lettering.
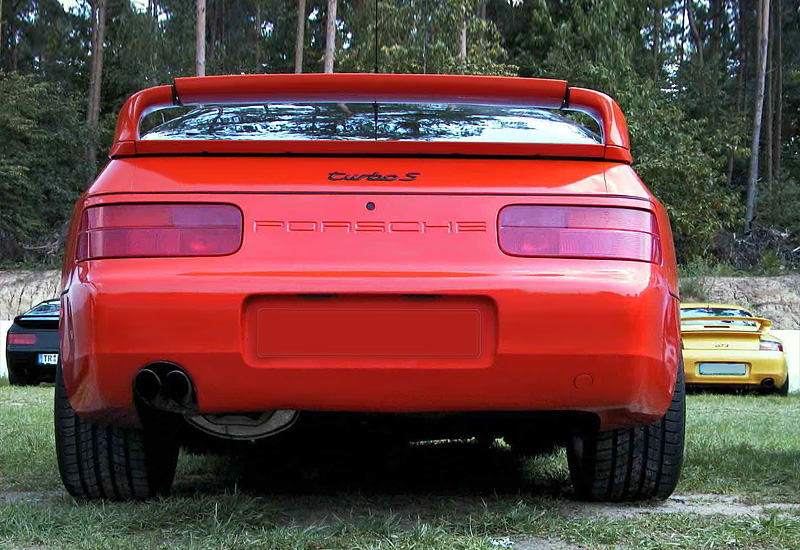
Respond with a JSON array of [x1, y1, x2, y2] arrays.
[[328, 171, 421, 182], [255, 220, 487, 233]]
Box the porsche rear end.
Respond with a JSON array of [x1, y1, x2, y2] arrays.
[[57, 74, 683, 502], [681, 312, 788, 392]]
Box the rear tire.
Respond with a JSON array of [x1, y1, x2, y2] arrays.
[[776, 378, 790, 396], [567, 367, 685, 502], [54, 365, 179, 500]]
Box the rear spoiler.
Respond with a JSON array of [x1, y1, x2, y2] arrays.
[[13, 315, 59, 328], [680, 316, 773, 333], [110, 74, 631, 162]]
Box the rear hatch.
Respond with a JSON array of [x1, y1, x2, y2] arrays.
[[680, 307, 768, 351], [681, 329, 762, 351], [87, 153, 659, 272], [85, 74, 660, 275]]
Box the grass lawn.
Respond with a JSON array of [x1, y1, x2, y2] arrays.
[[1, 381, 800, 549]]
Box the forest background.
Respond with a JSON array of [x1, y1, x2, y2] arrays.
[[0, 0, 797, 270]]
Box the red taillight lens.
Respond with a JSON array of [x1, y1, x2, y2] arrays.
[[76, 204, 242, 261], [498, 205, 661, 263], [760, 340, 783, 352], [8, 333, 37, 345]]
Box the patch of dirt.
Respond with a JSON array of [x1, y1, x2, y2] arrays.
[[0, 270, 60, 320], [701, 275, 800, 329], [560, 493, 800, 519], [0, 490, 62, 503], [511, 537, 586, 549]]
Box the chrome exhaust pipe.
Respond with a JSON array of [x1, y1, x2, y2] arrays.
[[165, 369, 194, 407], [134, 368, 162, 402]]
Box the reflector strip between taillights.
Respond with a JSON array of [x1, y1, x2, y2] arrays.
[[76, 203, 243, 261], [498, 205, 661, 263]]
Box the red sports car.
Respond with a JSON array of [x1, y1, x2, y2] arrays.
[[56, 74, 684, 502]]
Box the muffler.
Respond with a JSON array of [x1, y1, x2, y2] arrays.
[[133, 364, 196, 413], [134, 368, 162, 402], [165, 370, 194, 407]]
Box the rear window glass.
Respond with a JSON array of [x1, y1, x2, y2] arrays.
[[680, 307, 755, 327], [24, 300, 60, 317], [141, 103, 601, 145]]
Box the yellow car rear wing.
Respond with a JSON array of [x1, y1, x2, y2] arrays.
[[680, 316, 772, 333]]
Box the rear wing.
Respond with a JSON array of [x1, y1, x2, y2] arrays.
[[680, 316, 773, 333], [110, 74, 631, 162]]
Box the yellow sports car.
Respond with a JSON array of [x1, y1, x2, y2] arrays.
[[680, 303, 789, 395]]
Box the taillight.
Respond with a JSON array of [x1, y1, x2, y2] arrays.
[[8, 333, 37, 345], [76, 204, 242, 261], [760, 340, 783, 352], [498, 205, 661, 263]]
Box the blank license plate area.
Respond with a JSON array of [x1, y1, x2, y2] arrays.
[[249, 296, 494, 363], [698, 362, 747, 376]]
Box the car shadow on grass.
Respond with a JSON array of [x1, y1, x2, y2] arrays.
[[171, 439, 573, 524]]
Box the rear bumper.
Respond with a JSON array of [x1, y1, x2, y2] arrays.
[[6, 350, 58, 382], [683, 349, 788, 388], [60, 259, 680, 430]]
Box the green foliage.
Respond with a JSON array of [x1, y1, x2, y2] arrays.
[[679, 276, 710, 302], [0, 0, 798, 268], [4, 387, 800, 549], [758, 180, 800, 232], [494, 0, 744, 261], [0, 72, 91, 265], [341, 0, 515, 75], [627, 86, 743, 260]]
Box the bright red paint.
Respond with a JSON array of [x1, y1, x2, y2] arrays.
[[60, 74, 679, 431]]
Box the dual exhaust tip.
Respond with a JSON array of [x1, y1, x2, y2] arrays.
[[134, 365, 195, 411]]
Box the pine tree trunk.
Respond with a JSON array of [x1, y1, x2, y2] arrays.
[[459, 6, 467, 68], [86, 0, 107, 181], [709, 0, 723, 59], [678, 1, 686, 63], [727, 5, 746, 188], [685, 0, 703, 66], [196, 0, 206, 76], [294, 0, 306, 73], [740, 0, 748, 104], [654, 0, 661, 79], [745, 0, 771, 232], [772, 0, 782, 181], [0, 0, 4, 55], [208, 1, 215, 62], [93, 1, 106, 125], [324, 0, 337, 73], [727, 0, 746, 187], [254, 2, 261, 72], [86, 0, 99, 122], [149, 0, 158, 80], [764, 1, 773, 186], [8, 0, 17, 72]]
